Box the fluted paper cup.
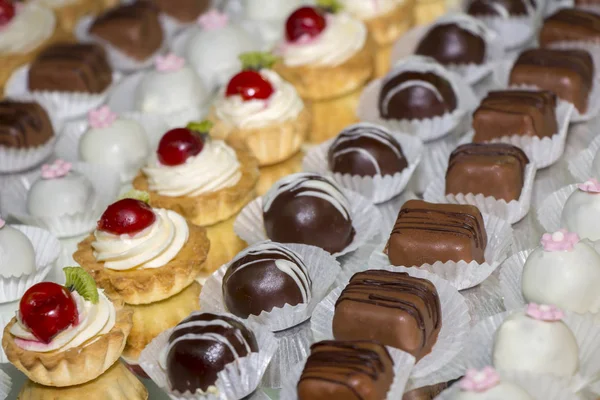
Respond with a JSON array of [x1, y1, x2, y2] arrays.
[[499, 249, 533, 310], [475, 15, 537, 51], [0, 369, 10, 400], [568, 134, 600, 182], [0, 300, 18, 363], [376, 190, 419, 237], [536, 183, 577, 233]]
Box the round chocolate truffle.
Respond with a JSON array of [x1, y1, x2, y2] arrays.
[[263, 173, 355, 254], [222, 242, 312, 318], [415, 18, 487, 65], [378, 70, 457, 120], [328, 123, 409, 176], [165, 312, 258, 393]]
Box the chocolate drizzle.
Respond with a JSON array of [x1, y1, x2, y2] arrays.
[[0, 100, 54, 148]]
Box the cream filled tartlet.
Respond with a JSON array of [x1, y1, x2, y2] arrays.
[[210, 52, 309, 166], [73, 192, 210, 305], [2, 267, 133, 387], [133, 121, 259, 227]]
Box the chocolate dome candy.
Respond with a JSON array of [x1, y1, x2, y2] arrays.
[[328, 124, 408, 177], [165, 312, 258, 393], [222, 242, 312, 318], [378, 69, 457, 120], [263, 173, 355, 254]]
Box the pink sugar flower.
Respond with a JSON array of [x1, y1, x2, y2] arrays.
[[155, 53, 185, 72], [88, 106, 117, 129], [41, 159, 72, 180], [540, 229, 579, 252], [526, 303, 565, 321], [578, 178, 600, 193], [197, 10, 228, 30], [459, 367, 501, 392]]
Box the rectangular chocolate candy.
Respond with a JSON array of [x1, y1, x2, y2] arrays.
[[332, 270, 442, 361], [445, 143, 530, 202], [472, 90, 557, 142], [386, 200, 487, 266], [0, 100, 54, 148], [509, 48, 594, 113], [297, 340, 394, 400], [540, 8, 600, 47]]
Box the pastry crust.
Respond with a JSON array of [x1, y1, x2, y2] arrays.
[[208, 107, 310, 166], [122, 281, 201, 360], [73, 222, 209, 305], [203, 213, 247, 277], [273, 39, 375, 101], [414, 0, 447, 26], [306, 87, 362, 143], [132, 139, 259, 227], [256, 150, 304, 196], [2, 297, 133, 388], [51, 0, 102, 34], [17, 361, 148, 400]]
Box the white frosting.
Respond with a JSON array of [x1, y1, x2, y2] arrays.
[[143, 139, 241, 197], [27, 171, 96, 217], [79, 118, 149, 184], [453, 382, 533, 400], [92, 209, 188, 271], [244, 0, 302, 20], [0, 4, 55, 55], [135, 66, 207, 115], [340, 0, 402, 19], [0, 225, 36, 278], [214, 69, 303, 129], [10, 290, 115, 353], [492, 311, 579, 378], [561, 190, 600, 241], [280, 13, 367, 67], [263, 173, 352, 220], [522, 242, 600, 314]]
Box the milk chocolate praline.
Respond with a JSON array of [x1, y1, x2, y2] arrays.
[[0, 100, 54, 148]]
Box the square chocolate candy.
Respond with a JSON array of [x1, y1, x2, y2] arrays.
[[539, 8, 600, 47], [0, 100, 54, 148]]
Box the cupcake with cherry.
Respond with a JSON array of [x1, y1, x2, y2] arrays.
[[132, 120, 259, 227], [274, 0, 373, 141], [73, 191, 210, 305], [209, 52, 309, 167]]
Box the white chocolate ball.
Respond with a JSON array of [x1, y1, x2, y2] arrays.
[[561, 190, 600, 241], [453, 382, 533, 400], [27, 171, 95, 217], [0, 225, 36, 278], [493, 311, 579, 378]]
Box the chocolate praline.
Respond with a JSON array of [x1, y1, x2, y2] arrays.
[[0, 100, 54, 148], [328, 124, 408, 177], [222, 242, 312, 318], [262, 173, 355, 254], [165, 312, 258, 393], [415, 20, 487, 65]]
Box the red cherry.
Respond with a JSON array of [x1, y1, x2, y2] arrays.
[[19, 282, 78, 344], [0, 0, 15, 26], [225, 70, 274, 101], [98, 198, 156, 235], [157, 128, 204, 166], [285, 6, 326, 42]]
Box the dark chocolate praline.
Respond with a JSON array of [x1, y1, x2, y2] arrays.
[[415, 20, 487, 65], [328, 123, 408, 177]]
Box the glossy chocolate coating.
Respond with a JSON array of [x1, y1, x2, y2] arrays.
[[509, 48, 594, 113], [472, 90, 558, 142], [89, 1, 164, 61], [540, 8, 600, 47], [402, 382, 451, 400], [415, 22, 486, 65], [332, 270, 442, 361], [165, 312, 258, 393], [386, 200, 487, 266], [151, 0, 210, 22], [263, 173, 355, 254], [445, 143, 530, 202], [297, 340, 394, 400], [379, 71, 457, 120], [222, 242, 312, 318], [0, 100, 54, 148], [467, 0, 531, 16], [328, 124, 408, 177], [28, 43, 112, 93]]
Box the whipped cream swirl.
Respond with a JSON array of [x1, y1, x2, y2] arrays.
[[214, 69, 304, 129], [0, 4, 55, 55], [280, 13, 367, 67], [340, 0, 402, 19], [92, 209, 189, 271], [143, 139, 241, 197], [11, 290, 115, 353]]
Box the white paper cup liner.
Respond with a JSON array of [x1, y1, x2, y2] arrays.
[[74, 15, 168, 72], [450, 309, 600, 392], [200, 242, 341, 332], [568, 134, 600, 182], [476, 15, 537, 51], [0, 225, 60, 303], [302, 126, 424, 204], [536, 183, 577, 233], [368, 212, 514, 290], [280, 346, 416, 400], [411, 132, 464, 194], [376, 190, 419, 237], [311, 265, 471, 385], [435, 370, 579, 400], [460, 273, 506, 327], [424, 163, 536, 224], [139, 313, 278, 400], [0, 301, 18, 363], [4, 65, 119, 120], [0, 369, 10, 400], [499, 249, 534, 310], [234, 189, 382, 258], [357, 60, 478, 143], [106, 71, 206, 129], [335, 236, 382, 287], [1, 162, 120, 238]]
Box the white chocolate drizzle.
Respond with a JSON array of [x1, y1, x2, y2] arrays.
[[380, 79, 445, 118]]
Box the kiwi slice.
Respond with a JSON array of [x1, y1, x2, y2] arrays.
[[64, 267, 99, 304], [119, 189, 150, 203]]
